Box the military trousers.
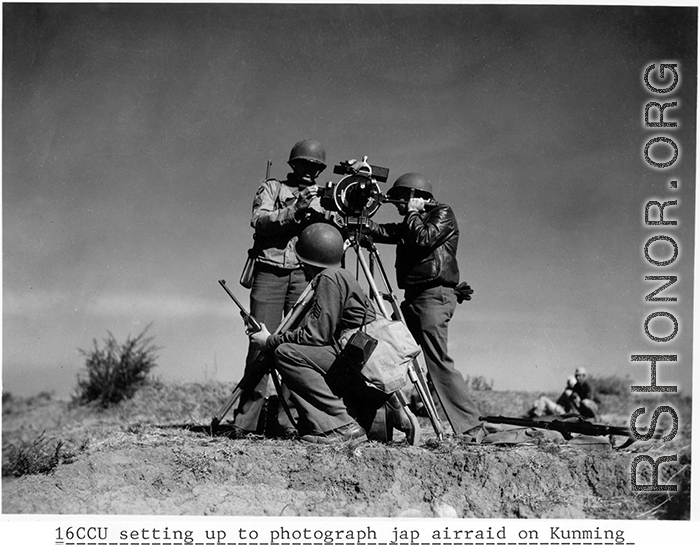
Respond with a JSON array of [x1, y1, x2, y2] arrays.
[[401, 284, 482, 434], [273, 343, 356, 435]]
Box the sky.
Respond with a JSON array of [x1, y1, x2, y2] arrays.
[[2, 3, 697, 399]]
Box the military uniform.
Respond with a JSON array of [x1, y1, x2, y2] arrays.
[[367, 202, 482, 434], [267, 267, 379, 435], [233, 175, 329, 433]]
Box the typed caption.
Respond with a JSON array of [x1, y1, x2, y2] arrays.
[[50, 521, 640, 545]]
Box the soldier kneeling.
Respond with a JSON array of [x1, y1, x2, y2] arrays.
[[248, 223, 416, 443]]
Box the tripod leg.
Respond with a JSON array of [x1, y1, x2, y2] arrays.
[[354, 243, 444, 440], [407, 362, 444, 440]]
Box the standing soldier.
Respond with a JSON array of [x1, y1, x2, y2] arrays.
[[232, 139, 329, 436], [366, 173, 484, 440]]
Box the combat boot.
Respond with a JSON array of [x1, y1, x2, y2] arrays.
[[387, 394, 421, 446]]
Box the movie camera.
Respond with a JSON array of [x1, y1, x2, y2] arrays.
[[317, 156, 390, 219]]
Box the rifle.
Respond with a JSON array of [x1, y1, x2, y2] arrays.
[[479, 415, 631, 441], [211, 281, 315, 429], [218, 279, 262, 333]]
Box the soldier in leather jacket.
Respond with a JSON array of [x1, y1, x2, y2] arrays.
[[366, 173, 483, 438]]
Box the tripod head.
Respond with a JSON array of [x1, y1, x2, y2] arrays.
[[343, 213, 379, 257]]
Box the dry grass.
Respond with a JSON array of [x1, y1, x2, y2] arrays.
[[2, 432, 75, 478], [2, 380, 692, 519]]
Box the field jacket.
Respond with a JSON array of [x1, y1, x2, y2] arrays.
[[367, 202, 460, 290], [250, 175, 329, 270], [265, 267, 376, 351]]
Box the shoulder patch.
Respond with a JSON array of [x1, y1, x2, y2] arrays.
[[253, 178, 282, 208]]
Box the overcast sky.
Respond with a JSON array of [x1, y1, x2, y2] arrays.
[[2, 4, 696, 398]]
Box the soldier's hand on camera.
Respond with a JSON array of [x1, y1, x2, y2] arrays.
[[248, 323, 271, 350], [294, 185, 318, 212], [407, 197, 425, 213]]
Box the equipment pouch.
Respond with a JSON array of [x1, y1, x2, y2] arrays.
[[340, 330, 378, 371], [357, 317, 419, 394], [239, 248, 257, 289]]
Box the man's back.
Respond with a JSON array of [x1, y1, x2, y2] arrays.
[[267, 267, 376, 350]]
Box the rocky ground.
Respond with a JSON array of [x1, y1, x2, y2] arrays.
[[2, 382, 691, 518]]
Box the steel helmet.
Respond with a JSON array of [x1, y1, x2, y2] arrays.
[[387, 172, 433, 198], [295, 223, 344, 268], [288, 139, 327, 170]]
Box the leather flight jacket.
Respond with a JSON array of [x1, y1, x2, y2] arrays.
[[367, 202, 460, 290]]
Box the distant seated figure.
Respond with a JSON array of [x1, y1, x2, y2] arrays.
[[531, 367, 598, 419]]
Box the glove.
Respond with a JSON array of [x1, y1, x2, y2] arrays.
[[454, 282, 474, 304]]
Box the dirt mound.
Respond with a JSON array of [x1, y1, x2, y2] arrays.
[[2, 383, 691, 518]]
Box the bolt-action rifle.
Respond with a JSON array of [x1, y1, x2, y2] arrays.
[[218, 279, 262, 333], [211, 280, 315, 430], [480, 415, 636, 443]]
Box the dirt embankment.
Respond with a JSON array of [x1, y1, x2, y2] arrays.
[[2, 383, 691, 518]]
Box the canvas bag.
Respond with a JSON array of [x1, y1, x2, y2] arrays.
[[340, 316, 420, 394]]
